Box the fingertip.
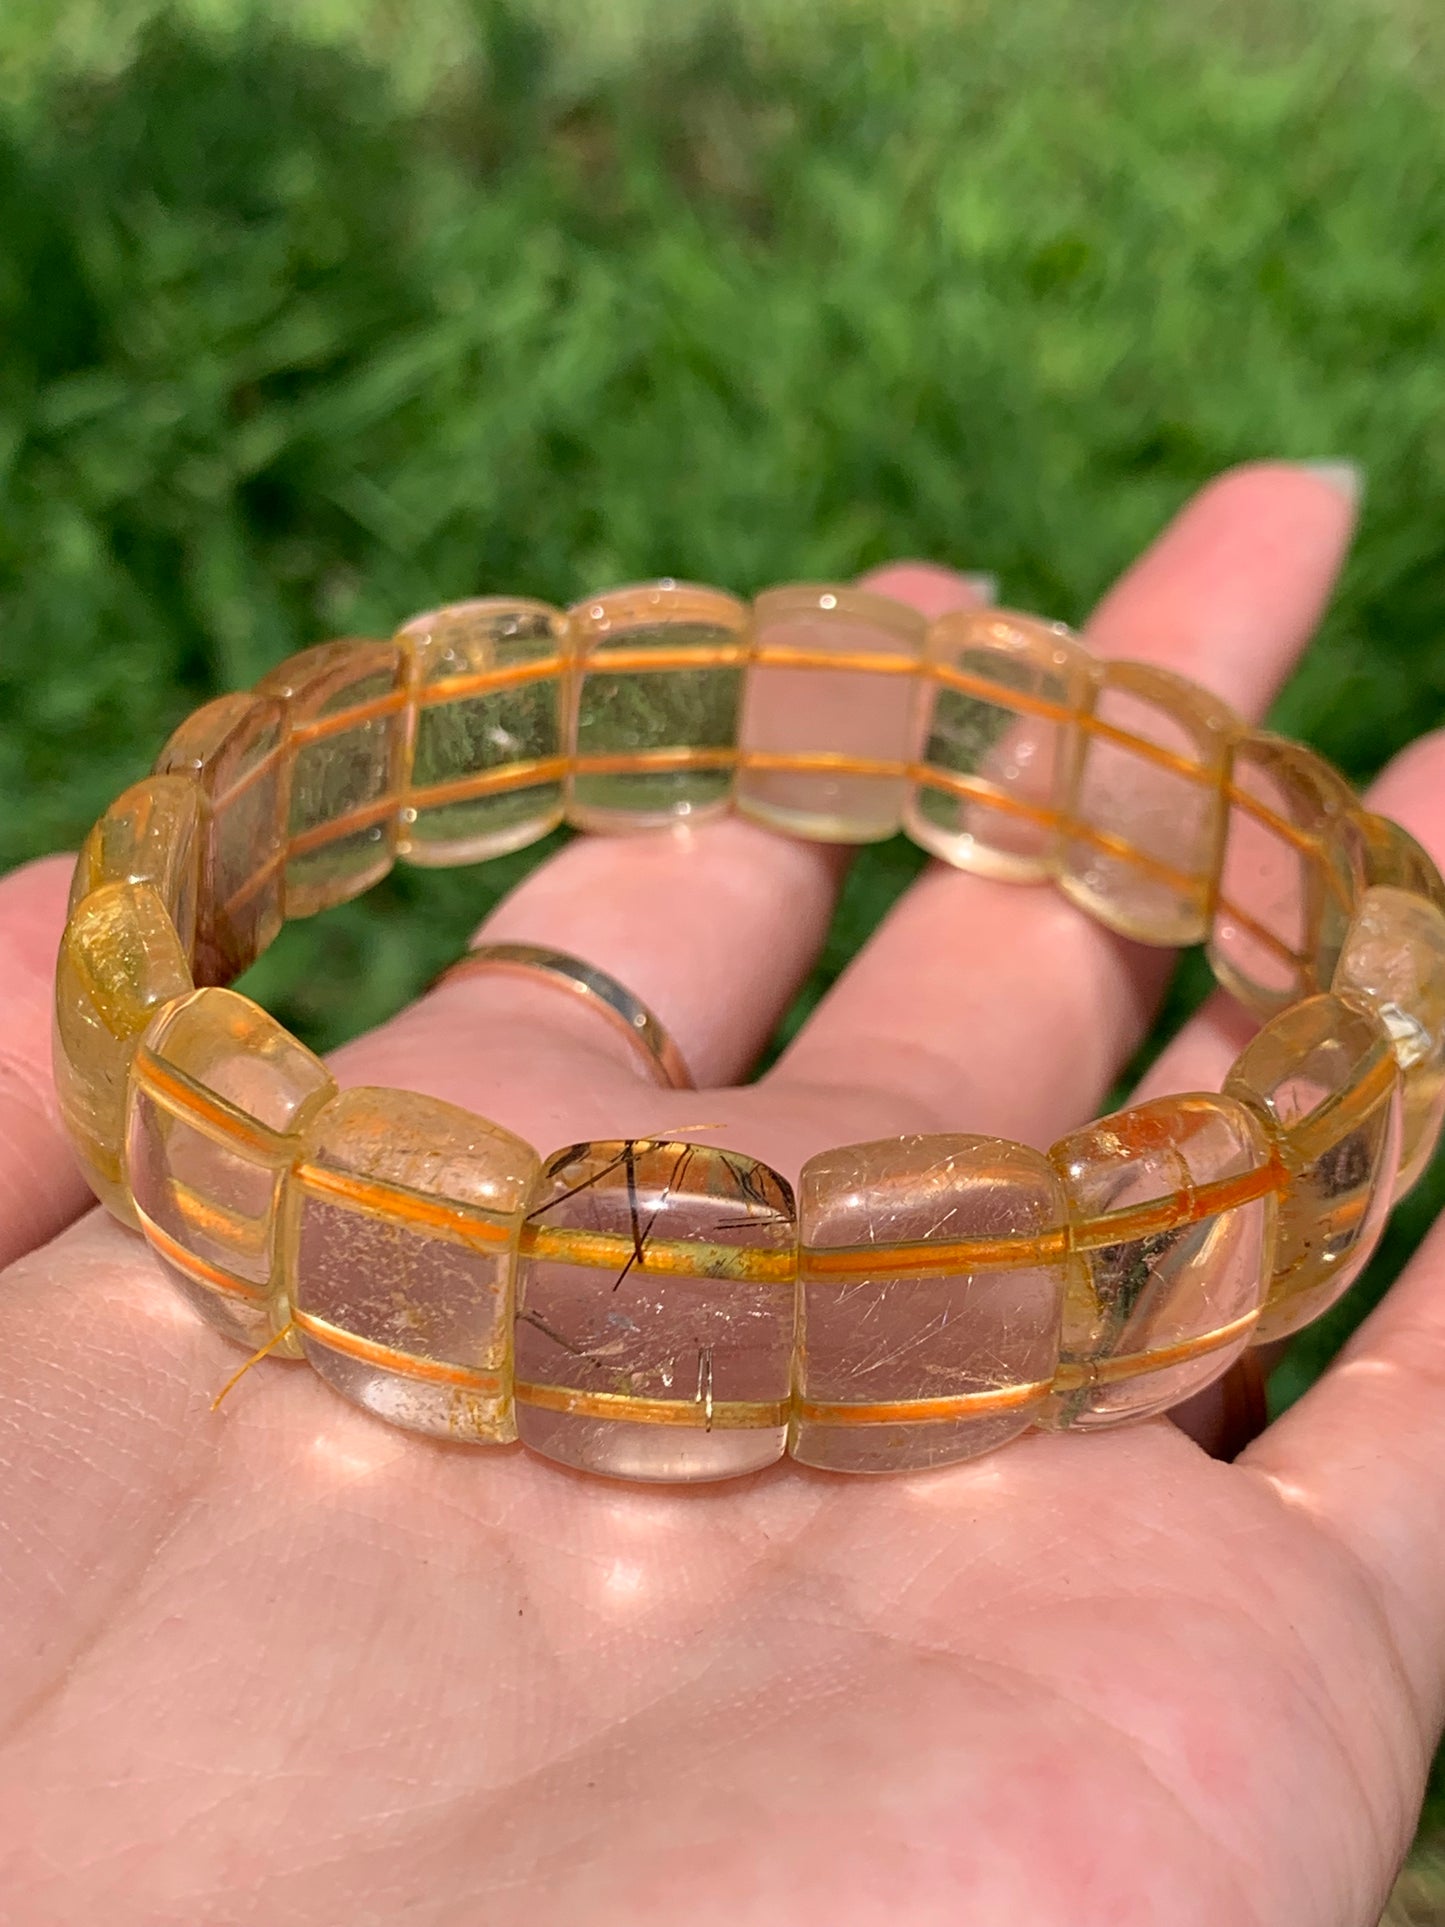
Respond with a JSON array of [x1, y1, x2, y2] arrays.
[[1188, 458, 1362, 532], [1359, 728, 1445, 840], [1084, 460, 1362, 716], [856, 561, 995, 620]]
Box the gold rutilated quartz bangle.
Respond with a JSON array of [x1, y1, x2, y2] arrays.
[[53, 583, 1445, 1483]]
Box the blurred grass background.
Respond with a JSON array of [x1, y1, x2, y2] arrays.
[[3, 0, 1445, 1905]]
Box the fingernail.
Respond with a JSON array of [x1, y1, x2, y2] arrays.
[[964, 572, 999, 604], [1300, 461, 1363, 508]]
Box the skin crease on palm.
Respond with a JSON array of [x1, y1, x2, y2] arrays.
[[6, 468, 1445, 1927]]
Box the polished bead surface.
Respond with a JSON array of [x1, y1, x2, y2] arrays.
[[1209, 734, 1360, 1016], [568, 581, 748, 830], [1225, 993, 1401, 1340], [396, 597, 570, 864], [155, 692, 285, 983], [1332, 886, 1445, 1195], [793, 1136, 1068, 1472], [514, 1140, 796, 1482], [68, 774, 202, 963], [1352, 809, 1445, 913], [737, 584, 927, 842], [127, 987, 335, 1351], [288, 1088, 538, 1442], [1045, 1094, 1276, 1425], [54, 882, 193, 1225], [257, 640, 408, 917], [906, 610, 1090, 880], [1059, 662, 1235, 944]]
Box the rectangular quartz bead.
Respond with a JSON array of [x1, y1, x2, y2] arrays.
[[68, 774, 202, 963], [905, 610, 1091, 879], [126, 986, 335, 1352], [395, 597, 570, 864], [737, 584, 927, 842], [1351, 809, 1445, 914], [1059, 661, 1236, 944], [1208, 733, 1361, 1017], [568, 581, 748, 830], [286, 1088, 539, 1442], [514, 1140, 796, 1482], [1225, 992, 1401, 1340], [1045, 1094, 1277, 1427], [257, 639, 409, 917], [155, 692, 285, 984], [793, 1136, 1068, 1474], [1333, 886, 1445, 1195], [54, 881, 194, 1226]]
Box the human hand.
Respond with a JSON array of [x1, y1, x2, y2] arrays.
[[2, 463, 1440, 1925]]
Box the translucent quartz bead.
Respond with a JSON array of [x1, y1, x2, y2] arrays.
[[1333, 887, 1445, 1195], [395, 597, 570, 863], [127, 987, 335, 1352], [155, 692, 285, 984], [53, 882, 193, 1226], [287, 1088, 539, 1442], [68, 774, 202, 963], [793, 1136, 1069, 1473], [256, 639, 409, 917], [568, 581, 748, 830], [1209, 734, 1360, 1016], [1352, 809, 1445, 914], [736, 584, 927, 842], [1059, 662, 1236, 944], [905, 610, 1091, 880], [1225, 994, 1401, 1341], [1044, 1094, 1277, 1427], [514, 1140, 796, 1482]]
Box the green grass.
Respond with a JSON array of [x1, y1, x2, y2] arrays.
[[5, 0, 1445, 1900]]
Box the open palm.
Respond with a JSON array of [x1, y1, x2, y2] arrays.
[[3, 465, 1444, 1926]]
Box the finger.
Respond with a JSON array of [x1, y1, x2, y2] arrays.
[[329, 813, 848, 1110], [769, 463, 1361, 1147], [333, 574, 994, 1107], [1240, 731, 1445, 1727], [0, 856, 95, 1269]]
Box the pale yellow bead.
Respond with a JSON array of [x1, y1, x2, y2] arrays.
[[127, 986, 335, 1353], [287, 1086, 538, 1443], [54, 881, 194, 1225], [1332, 887, 1445, 1196]]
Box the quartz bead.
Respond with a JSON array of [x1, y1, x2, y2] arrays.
[[1352, 809, 1445, 914], [127, 987, 335, 1352], [1332, 886, 1445, 1195], [905, 610, 1090, 880], [257, 640, 409, 917], [53, 882, 193, 1225], [1045, 1094, 1277, 1426], [68, 774, 202, 963], [793, 1136, 1068, 1473], [737, 584, 927, 842], [514, 1140, 796, 1482], [287, 1088, 538, 1442], [1225, 993, 1401, 1340], [1059, 662, 1236, 944], [568, 582, 748, 830], [155, 692, 286, 983], [1209, 734, 1360, 1016], [395, 597, 570, 863]]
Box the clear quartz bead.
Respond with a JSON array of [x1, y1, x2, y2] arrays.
[[514, 1140, 796, 1482], [288, 1087, 538, 1442], [1225, 992, 1401, 1340], [793, 1135, 1069, 1472], [1044, 1094, 1276, 1425]]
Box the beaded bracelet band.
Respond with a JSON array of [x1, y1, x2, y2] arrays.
[[53, 582, 1445, 1482]]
